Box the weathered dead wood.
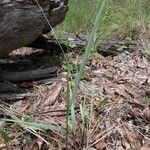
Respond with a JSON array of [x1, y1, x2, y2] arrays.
[[0, 0, 68, 56], [54, 30, 143, 56], [0, 81, 20, 93], [0, 92, 37, 102], [96, 39, 142, 56], [0, 67, 58, 82], [0, 67, 58, 93], [0, 45, 63, 93], [36, 78, 60, 85], [27, 35, 67, 54], [54, 30, 87, 47]]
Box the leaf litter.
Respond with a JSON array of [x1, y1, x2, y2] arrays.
[[0, 46, 150, 150]]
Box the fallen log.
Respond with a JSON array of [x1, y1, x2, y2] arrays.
[[96, 39, 142, 56], [0, 67, 58, 82], [0, 81, 20, 93], [54, 30, 87, 48], [0, 0, 68, 57], [53, 30, 143, 56]]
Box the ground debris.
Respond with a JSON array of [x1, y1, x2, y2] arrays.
[[1, 47, 150, 149]]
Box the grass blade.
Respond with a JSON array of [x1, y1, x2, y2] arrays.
[[0, 128, 10, 144], [3, 119, 64, 132], [71, 0, 106, 101]]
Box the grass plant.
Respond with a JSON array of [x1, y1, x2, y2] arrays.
[[1, 0, 149, 149], [60, 0, 150, 40]]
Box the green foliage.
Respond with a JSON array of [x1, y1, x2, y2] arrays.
[[3, 119, 64, 132], [117, 45, 128, 52], [70, 0, 106, 103], [88, 148, 97, 150], [63, 63, 79, 73], [3, 1, 149, 149], [66, 0, 106, 137], [65, 1, 106, 147], [55, 34, 77, 49], [0, 128, 10, 144], [142, 42, 150, 56], [142, 96, 150, 105], [60, 0, 150, 40]]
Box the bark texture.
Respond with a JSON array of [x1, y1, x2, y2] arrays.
[[0, 0, 68, 56]]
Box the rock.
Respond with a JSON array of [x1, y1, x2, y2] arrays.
[[0, 0, 68, 57]]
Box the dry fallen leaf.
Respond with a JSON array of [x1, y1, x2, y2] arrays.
[[29, 138, 48, 150], [0, 139, 6, 149], [122, 137, 131, 149], [147, 77, 150, 85], [44, 82, 63, 106], [16, 101, 30, 113], [140, 144, 150, 150], [117, 84, 128, 90], [117, 146, 125, 150], [143, 105, 150, 120], [126, 131, 134, 143]]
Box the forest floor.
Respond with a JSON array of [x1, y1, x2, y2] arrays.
[[0, 33, 150, 150]]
